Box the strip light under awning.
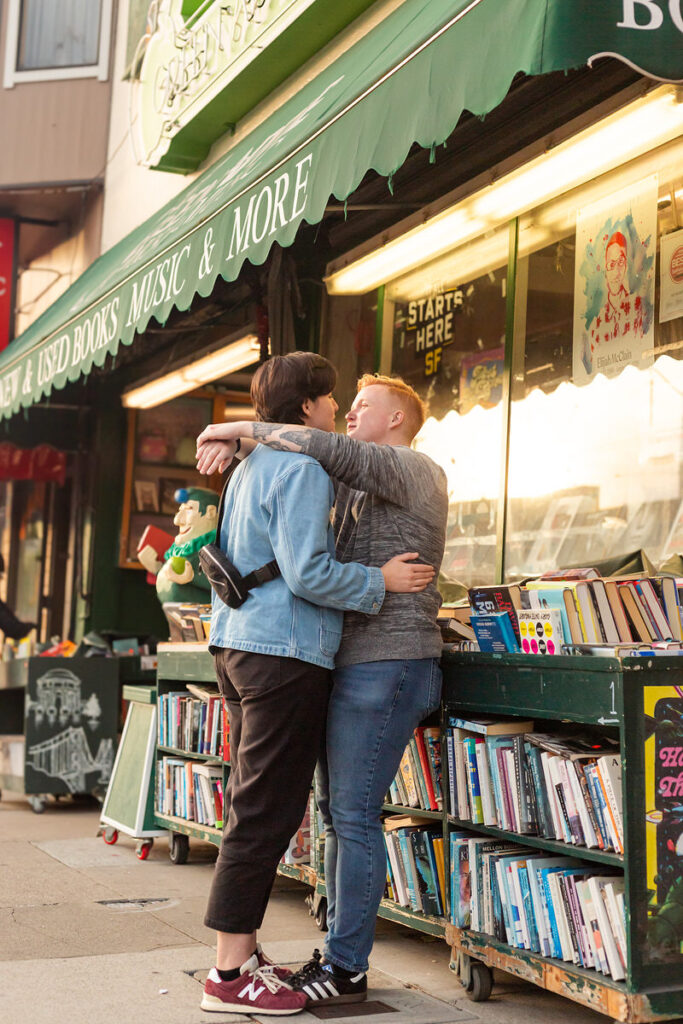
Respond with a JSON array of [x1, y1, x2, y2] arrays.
[[325, 86, 683, 295], [122, 334, 260, 409]]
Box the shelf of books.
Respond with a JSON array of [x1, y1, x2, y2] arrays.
[[153, 646, 321, 881], [152, 648, 229, 859], [439, 648, 683, 1022]]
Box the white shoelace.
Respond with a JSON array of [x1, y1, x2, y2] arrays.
[[249, 965, 293, 993]]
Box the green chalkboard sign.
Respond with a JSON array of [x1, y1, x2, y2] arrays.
[[101, 690, 164, 837]]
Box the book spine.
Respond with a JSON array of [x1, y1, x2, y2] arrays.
[[424, 729, 443, 809], [558, 758, 585, 845], [446, 731, 456, 816], [518, 863, 540, 953], [458, 842, 472, 928], [398, 831, 421, 913], [399, 745, 420, 808], [463, 738, 483, 823], [513, 735, 533, 833], [576, 762, 603, 848], [409, 737, 430, 810], [414, 729, 438, 810], [561, 875, 584, 965], [495, 859, 514, 944], [597, 759, 624, 854], [585, 764, 610, 848], [449, 834, 460, 925], [475, 739, 495, 825]]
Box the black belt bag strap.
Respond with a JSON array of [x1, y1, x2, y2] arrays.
[[199, 461, 281, 609]]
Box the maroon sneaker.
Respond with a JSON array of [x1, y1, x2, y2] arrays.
[[257, 942, 293, 980], [201, 954, 307, 1015]]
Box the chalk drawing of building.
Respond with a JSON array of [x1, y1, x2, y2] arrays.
[[25, 668, 102, 728]]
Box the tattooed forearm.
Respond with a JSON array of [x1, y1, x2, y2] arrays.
[[251, 423, 312, 453]]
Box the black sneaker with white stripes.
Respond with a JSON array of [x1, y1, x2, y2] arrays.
[[290, 949, 367, 1005]]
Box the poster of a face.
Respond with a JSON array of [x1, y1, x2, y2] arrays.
[[573, 175, 657, 385], [659, 227, 683, 324]]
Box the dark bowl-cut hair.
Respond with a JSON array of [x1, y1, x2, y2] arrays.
[[250, 352, 337, 424]]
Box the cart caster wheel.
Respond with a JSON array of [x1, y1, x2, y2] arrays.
[[136, 840, 153, 860], [465, 961, 493, 1002], [103, 827, 119, 845], [169, 832, 189, 865], [28, 796, 45, 814], [314, 897, 328, 932]]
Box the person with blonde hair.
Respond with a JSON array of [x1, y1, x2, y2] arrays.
[[197, 366, 447, 1006]]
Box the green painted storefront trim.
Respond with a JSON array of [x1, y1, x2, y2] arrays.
[[1, 0, 681, 419]]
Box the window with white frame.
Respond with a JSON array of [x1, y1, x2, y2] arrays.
[[3, 0, 112, 87]]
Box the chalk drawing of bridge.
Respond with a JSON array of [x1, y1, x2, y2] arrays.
[[26, 729, 113, 792]]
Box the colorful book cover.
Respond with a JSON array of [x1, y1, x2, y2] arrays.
[[470, 611, 520, 653], [517, 608, 565, 655], [468, 584, 521, 641]]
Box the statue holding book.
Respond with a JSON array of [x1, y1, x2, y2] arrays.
[[137, 486, 219, 605]]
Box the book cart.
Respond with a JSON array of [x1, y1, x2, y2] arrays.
[[440, 650, 683, 1023], [146, 643, 683, 1022]]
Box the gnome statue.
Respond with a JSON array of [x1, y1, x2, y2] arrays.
[[138, 486, 219, 605]]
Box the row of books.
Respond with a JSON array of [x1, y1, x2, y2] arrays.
[[450, 834, 627, 980], [465, 570, 683, 656], [383, 816, 446, 917], [156, 756, 224, 828], [157, 685, 228, 758], [388, 727, 443, 811], [446, 717, 623, 854]]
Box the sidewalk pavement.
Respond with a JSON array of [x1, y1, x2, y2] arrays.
[[0, 792, 608, 1024]]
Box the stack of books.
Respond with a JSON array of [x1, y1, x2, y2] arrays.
[[158, 686, 227, 759], [459, 570, 683, 656], [383, 815, 446, 917], [446, 716, 623, 854], [450, 834, 626, 980], [162, 602, 212, 642], [156, 757, 224, 828], [387, 726, 442, 811]]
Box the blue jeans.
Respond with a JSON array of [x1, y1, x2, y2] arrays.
[[316, 658, 442, 972]]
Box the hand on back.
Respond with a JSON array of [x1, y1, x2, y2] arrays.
[[381, 552, 434, 593]]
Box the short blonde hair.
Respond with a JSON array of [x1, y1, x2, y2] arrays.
[[357, 373, 426, 439]]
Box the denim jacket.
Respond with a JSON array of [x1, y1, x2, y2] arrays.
[[209, 446, 385, 668]]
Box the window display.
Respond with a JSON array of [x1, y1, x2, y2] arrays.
[[376, 135, 683, 588], [384, 226, 509, 588]]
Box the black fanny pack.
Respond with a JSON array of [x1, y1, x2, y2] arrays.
[[199, 461, 281, 609], [199, 544, 280, 609]]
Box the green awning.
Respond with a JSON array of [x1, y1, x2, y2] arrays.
[[2, 0, 681, 418]]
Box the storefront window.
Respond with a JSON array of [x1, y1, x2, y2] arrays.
[[383, 226, 509, 588], [504, 145, 683, 579]]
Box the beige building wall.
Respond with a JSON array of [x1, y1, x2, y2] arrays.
[[0, 3, 114, 187]]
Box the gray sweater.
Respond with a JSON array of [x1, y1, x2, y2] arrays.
[[305, 431, 448, 667]]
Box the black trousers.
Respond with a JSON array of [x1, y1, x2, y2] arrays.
[[204, 648, 331, 934]]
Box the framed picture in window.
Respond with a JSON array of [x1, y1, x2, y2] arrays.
[[134, 479, 159, 513]]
